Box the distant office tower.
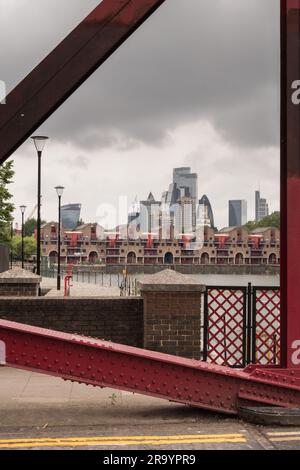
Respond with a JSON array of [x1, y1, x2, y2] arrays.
[[140, 192, 160, 233], [164, 183, 181, 207], [128, 197, 140, 225], [229, 200, 247, 227], [61, 204, 81, 230], [174, 197, 195, 235], [173, 168, 198, 229], [198, 195, 215, 229], [173, 168, 198, 201], [255, 190, 269, 222]]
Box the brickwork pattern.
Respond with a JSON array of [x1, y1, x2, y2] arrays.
[[0, 284, 38, 297], [144, 292, 202, 359], [0, 298, 143, 348]]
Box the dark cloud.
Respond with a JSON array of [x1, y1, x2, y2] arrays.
[[1, 0, 280, 149]]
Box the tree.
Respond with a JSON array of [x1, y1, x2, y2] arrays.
[[11, 235, 37, 260], [0, 161, 14, 245], [244, 212, 280, 232], [23, 218, 46, 237]]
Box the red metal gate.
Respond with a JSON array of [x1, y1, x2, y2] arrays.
[[203, 287, 247, 368], [203, 285, 281, 368], [252, 287, 281, 366]]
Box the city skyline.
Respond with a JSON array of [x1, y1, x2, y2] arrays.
[[3, 0, 280, 229], [12, 164, 277, 232]]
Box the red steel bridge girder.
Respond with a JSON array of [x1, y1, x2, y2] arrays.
[[1, 320, 300, 415], [0, 0, 299, 414], [0, 0, 166, 164]]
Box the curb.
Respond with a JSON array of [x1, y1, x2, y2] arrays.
[[238, 406, 300, 426]]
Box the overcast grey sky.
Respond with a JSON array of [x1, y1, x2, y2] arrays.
[[0, 0, 280, 228]]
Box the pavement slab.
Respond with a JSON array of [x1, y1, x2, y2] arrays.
[[0, 367, 300, 450]]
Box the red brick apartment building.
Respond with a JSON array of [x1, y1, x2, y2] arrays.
[[41, 223, 280, 266]]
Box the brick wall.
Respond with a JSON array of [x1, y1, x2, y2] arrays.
[[143, 292, 202, 359], [0, 297, 143, 348], [0, 284, 38, 297]]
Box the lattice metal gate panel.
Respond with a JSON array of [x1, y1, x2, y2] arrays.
[[203, 287, 247, 368], [252, 287, 281, 365]]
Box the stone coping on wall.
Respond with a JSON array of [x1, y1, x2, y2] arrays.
[[138, 269, 205, 292], [0, 296, 141, 300], [0, 268, 41, 284]]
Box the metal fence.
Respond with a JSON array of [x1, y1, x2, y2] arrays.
[[202, 284, 280, 368], [41, 265, 139, 296]]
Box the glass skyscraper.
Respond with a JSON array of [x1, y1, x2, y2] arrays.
[[61, 204, 82, 230], [229, 200, 247, 227]]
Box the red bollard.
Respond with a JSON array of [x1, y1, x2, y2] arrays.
[[64, 275, 72, 297]]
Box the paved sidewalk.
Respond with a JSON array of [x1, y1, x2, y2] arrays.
[[0, 367, 200, 428], [41, 278, 121, 297], [0, 367, 300, 450]]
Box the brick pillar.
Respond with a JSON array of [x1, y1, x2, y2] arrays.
[[0, 268, 41, 297], [138, 270, 205, 359]]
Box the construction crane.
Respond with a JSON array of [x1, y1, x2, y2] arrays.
[[25, 204, 37, 222]]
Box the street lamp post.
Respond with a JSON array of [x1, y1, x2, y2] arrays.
[[20, 206, 26, 269], [55, 186, 64, 290], [10, 221, 13, 269], [31, 136, 48, 279]]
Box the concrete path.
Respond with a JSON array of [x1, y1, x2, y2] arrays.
[[0, 367, 300, 450], [41, 278, 121, 297]]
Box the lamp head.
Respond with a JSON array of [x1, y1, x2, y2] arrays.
[[55, 186, 65, 198], [31, 135, 49, 152]]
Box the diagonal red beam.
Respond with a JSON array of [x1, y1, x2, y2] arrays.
[[1, 319, 300, 415], [0, 0, 166, 164]]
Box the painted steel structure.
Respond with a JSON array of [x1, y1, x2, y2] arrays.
[[0, 0, 300, 414], [0, 0, 166, 164]]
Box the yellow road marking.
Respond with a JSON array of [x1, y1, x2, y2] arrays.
[[0, 434, 247, 449], [269, 436, 300, 443], [0, 433, 244, 443], [267, 431, 300, 436]]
